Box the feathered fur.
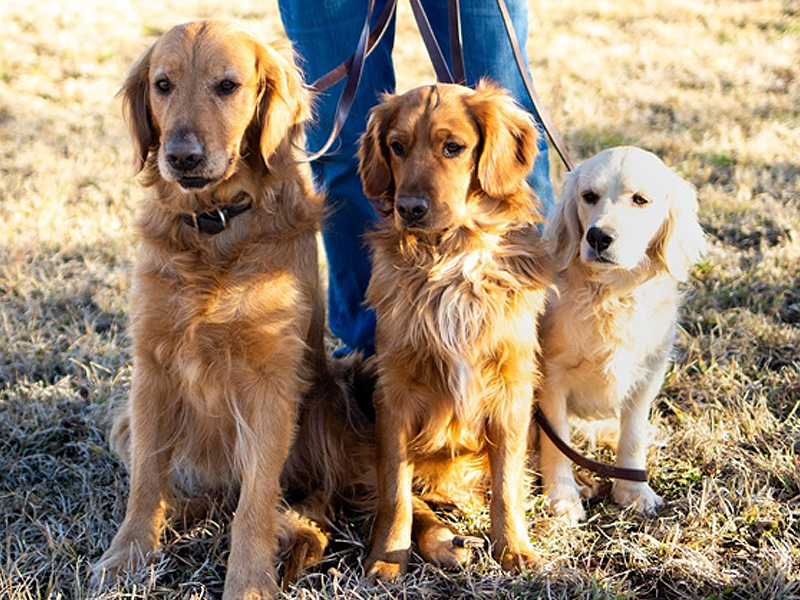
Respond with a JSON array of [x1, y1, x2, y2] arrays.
[[94, 21, 329, 600], [360, 82, 551, 577]]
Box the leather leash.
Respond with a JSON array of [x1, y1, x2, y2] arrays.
[[493, 0, 574, 171], [534, 405, 648, 482], [408, 0, 453, 83], [306, 0, 398, 161], [310, 0, 398, 93], [447, 0, 465, 84]]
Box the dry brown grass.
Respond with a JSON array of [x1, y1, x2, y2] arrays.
[[1, 0, 798, 598]]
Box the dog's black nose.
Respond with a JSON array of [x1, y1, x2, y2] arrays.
[[586, 227, 616, 252], [395, 196, 430, 223], [166, 131, 205, 172]]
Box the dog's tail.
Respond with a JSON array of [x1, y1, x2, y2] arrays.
[[282, 352, 378, 516], [278, 352, 378, 583]]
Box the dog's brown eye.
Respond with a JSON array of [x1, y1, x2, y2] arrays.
[[217, 79, 239, 95], [390, 141, 404, 157], [632, 193, 650, 206], [442, 141, 465, 158], [154, 78, 171, 94], [582, 190, 599, 204]]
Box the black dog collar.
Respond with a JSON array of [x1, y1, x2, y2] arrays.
[[181, 193, 253, 235]]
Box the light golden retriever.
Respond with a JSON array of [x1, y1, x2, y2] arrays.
[[93, 21, 328, 599], [538, 146, 706, 523], [359, 81, 551, 577]]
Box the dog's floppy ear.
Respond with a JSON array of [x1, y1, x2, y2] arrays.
[[652, 174, 706, 281], [546, 168, 583, 272], [118, 43, 157, 173], [467, 79, 539, 199], [358, 98, 397, 208], [250, 39, 311, 167]]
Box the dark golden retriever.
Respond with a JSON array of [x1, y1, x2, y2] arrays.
[[93, 21, 328, 599], [359, 82, 551, 577]]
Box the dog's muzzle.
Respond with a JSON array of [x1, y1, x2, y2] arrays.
[[164, 130, 216, 189], [166, 131, 205, 173]]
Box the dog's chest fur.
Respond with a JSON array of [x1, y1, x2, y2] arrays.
[[368, 230, 545, 453], [137, 246, 306, 379], [116, 146, 326, 504], [128, 214, 317, 486], [544, 273, 679, 419]]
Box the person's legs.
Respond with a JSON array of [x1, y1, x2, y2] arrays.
[[279, 0, 397, 356], [421, 0, 555, 217]]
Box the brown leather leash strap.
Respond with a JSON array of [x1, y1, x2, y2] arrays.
[[306, 0, 575, 172], [409, 0, 454, 83], [534, 405, 648, 482], [447, 0, 465, 84], [408, 0, 573, 170], [310, 0, 398, 93], [306, 0, 397, 161], [494, 0, 574, 171]]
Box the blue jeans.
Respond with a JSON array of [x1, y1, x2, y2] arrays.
[[279, 0, 555, 356]]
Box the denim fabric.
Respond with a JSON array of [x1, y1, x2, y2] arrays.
[[278, 0, 554, 356]]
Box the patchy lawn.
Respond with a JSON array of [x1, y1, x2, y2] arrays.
[[1, 0, 798, 598]]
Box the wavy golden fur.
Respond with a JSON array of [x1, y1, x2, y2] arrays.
[[537, 146, 706, 524], [359, 82, 551, 577], [93, 21, 329, 599]]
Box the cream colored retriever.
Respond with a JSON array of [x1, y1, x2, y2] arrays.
[[538, 146, 706, 523]]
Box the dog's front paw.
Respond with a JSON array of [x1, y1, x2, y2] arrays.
[[546, 480, 587, 524], [91, 537, 155, 588], [222, 578, 279, 600], [365, 557, 406, 580], [612, 480, 663, 514], [222, 563, 279, 600], [496, 542, 539, 573]]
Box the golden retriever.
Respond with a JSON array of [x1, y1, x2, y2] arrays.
[[359, 81, 551, 577], [538, 146, 706, 523], [93, 21, 327, 599]]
